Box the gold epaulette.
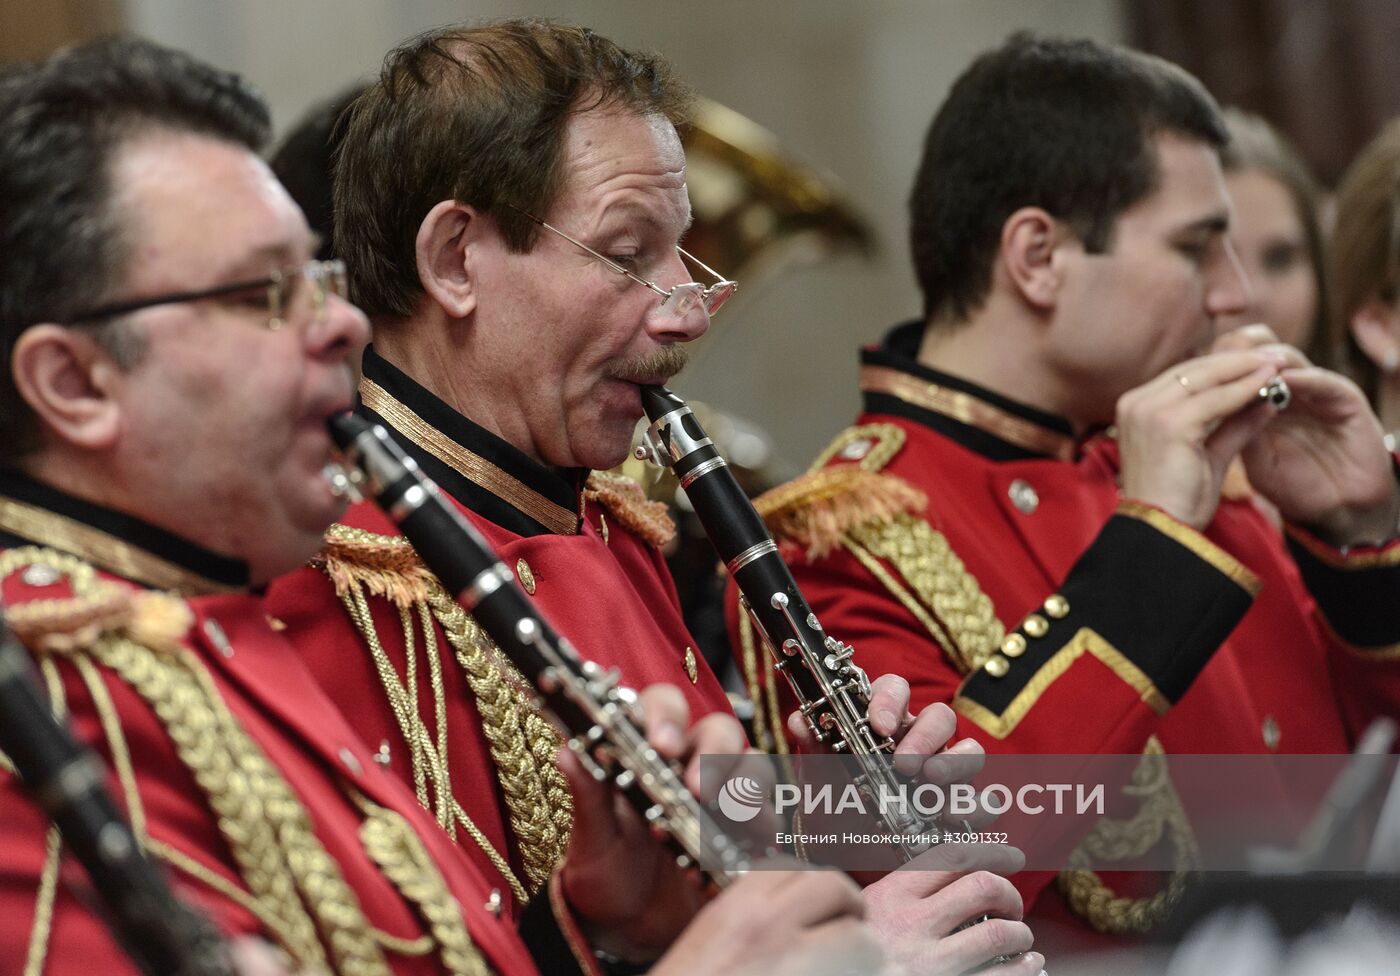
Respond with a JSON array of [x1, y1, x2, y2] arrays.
[[752, 424, 925, 558], [2, 548, 193, 654], [584, 470, 675, 548], [316, 524, 438, 607], [1, 547, 428, 975]]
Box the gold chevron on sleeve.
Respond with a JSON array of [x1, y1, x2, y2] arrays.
[[955, 627, 1169, 739]]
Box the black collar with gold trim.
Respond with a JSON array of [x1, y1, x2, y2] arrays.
[[357, 346, 586, 537], [861, 321, 1078, 462], [0, 470, 248, 594]]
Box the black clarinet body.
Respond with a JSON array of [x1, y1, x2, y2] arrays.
[[0, 616, 232, 976], [637, 386, 934, 848], [327, 413, 750, 887]]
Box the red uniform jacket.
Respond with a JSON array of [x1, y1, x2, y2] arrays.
[[269, 347, 732, 915], [727, 323, 1400, 951], [0, 471, 597, 976]]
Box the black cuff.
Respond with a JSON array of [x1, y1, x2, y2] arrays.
[[961, 504, 1257, 714], [1287, 528, 1400, 648]]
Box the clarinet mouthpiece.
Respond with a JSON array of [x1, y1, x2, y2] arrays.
[[640, 385, 685, 422], [326, 411, 372, 450]]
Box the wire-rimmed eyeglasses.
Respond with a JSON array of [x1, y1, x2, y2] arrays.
[[511, 208, 736, 319], [65, 259, 348, 331]]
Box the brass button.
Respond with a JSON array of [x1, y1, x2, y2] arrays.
[[1008, 479, 1039, 514], [1001, 633, 1027, 658], [1043, 594, 1070, 619], [265, 615, 287, 632], [372, 740, 391, 768], [599, 512, 610, 544], [516, 558, 536, 595], [1022, 613, 1049, 639], [485, 889, 503, 916], [984, 654, 1010, 678], [684, 646, 699, 684], [1262, 715, 1281, 751]]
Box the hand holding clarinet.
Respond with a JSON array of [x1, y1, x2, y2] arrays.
[[327, 414, 884, 976]]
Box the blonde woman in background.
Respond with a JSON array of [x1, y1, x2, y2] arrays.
[[1218, 107, 1330, 358]]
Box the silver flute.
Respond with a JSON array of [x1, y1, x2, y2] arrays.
[[328, 414, 750, 887]]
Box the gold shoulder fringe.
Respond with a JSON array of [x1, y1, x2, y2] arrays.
[[754, 467, 926, 558], [316, 524, 437, 608], [585, 471, 676, 548]]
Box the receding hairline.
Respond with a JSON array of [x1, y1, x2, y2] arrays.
[[103, 126, 316, 290]]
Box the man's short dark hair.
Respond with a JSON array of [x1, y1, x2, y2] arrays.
[[909, 33, 1227, 325], [0, 36, 270, 464], [335, 18, 691, 320], [270, 84, 367, 262]]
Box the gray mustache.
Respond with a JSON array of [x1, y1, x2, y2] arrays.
[[609, 345, 689, 383]]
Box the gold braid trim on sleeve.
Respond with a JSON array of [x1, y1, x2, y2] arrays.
[[1057, 736, 1198, 934], [583, 471, 675, 548], [735, 599, 793, 757], [315, 525, 571, 897], [844, 515, 1004, 673]]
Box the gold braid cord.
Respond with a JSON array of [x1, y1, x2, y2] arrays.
[[428, 591, 572, 891], [1057, 737, 1199, 934], [583, 471, 675, 548], [319, 525, 571, 896], [356, 794, 493, 976], [21, 659, 68, 976], [335, 577, 529, 906], [844, 516, 1004, 674], [1, 547, 417, 976], [94, 640, 388, 974]]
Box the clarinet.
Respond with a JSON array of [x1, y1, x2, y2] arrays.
[[639, 387, 1027, 969], [635, 386, 936, 853], [327, 413, 750, 887], [0, 613, 232, 976]]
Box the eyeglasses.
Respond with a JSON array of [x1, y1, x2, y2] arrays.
[[65, 259, 348, 331], [511, 208, 736, 318]]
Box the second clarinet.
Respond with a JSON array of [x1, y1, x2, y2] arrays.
[[635, 386, 936, 853]]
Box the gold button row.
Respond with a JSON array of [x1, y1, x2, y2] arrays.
[[983, 593, 1071, 678]]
